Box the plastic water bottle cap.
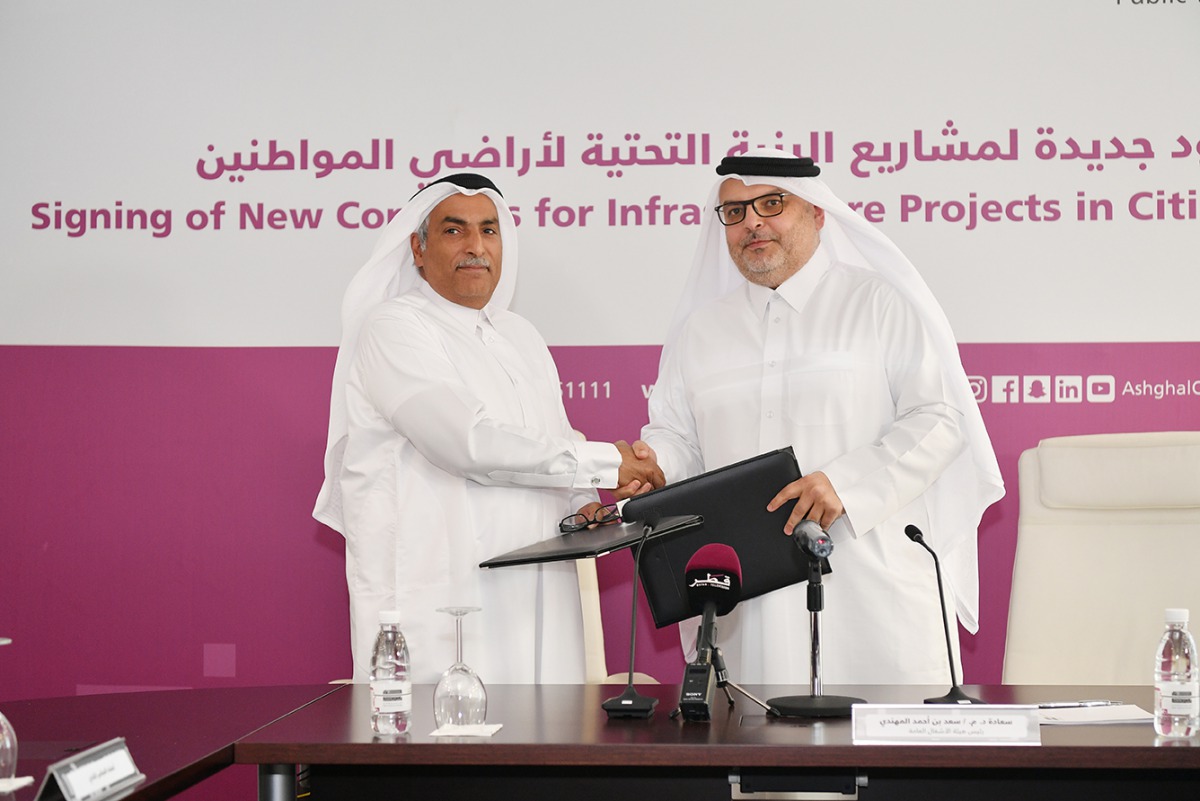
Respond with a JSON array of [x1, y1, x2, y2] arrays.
[[378, 610, 402, 626], [1165, 608, 1189, 625]]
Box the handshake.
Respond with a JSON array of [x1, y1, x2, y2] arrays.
[[569, 440, 663, 531], [612, 439, 664, 500]]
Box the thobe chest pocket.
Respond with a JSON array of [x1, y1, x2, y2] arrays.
[[783, 351, 855, 425]]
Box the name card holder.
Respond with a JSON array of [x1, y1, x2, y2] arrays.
[[35, 737, 145, 801], [851, 704, 1041, 746]]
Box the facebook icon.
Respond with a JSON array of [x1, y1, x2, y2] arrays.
[[991, 376, 1020, 404]]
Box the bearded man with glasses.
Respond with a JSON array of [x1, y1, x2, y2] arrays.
[[639, 152, 1004, 687]]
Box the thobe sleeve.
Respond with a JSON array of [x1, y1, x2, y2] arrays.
[[355, 309, 620, 490], [818, 291, 967, 537], [641, 338, 706, 483]]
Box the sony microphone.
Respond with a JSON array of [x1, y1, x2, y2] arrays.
[[795, 520, 834, 560], [678, 543, 742, 722], [904, 524, 983, 705]]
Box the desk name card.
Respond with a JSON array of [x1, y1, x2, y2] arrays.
[[35, 737, 145, 801], [852, 704, 1041, 746]]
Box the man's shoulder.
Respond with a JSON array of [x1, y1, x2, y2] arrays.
[[823, 261, 927, 332], [491, 306, 536, 328], [828, 259, 892, 291], [824, 260, 908, 304], [491, 308, 552, 349], [668, 289, 749, 356], [358, 292, 441, 339], [366, 290, 427, 318], [689, 285, 748, 323]]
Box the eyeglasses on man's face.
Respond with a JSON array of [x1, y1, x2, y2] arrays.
[[559, 503, 621, 533], [714, 192, 791, 226]]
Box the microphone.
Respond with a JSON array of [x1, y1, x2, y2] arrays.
[[904, 524, 983, 705], [678, 543, 742, 722], [602, 512, 662, 719], [793, 520, 832, 620], [687, 543, 742, 657], [795, 519, 834, 560]]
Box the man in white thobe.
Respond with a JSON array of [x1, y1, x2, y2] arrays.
[[642, 153, 1004, 685], [315, 174, 662, 683]]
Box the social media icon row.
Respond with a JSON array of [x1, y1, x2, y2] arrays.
[[968, 375, 1116, 404]]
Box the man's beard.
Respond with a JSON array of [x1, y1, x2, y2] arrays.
[[732, 232, 791, 285]]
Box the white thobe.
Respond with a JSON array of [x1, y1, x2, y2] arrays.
[[340, 282, 619, 684], [643, 246, 967, 685]]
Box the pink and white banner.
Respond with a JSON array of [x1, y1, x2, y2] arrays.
[[2, 1, 1198, 701]]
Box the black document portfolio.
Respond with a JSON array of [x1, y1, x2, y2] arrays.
[[622, 447, 811, 628]]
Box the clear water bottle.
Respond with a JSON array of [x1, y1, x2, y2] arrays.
[[1153, 607, 1198, 738], [0, 637, 15, 779], [369, 610, 412, 735]]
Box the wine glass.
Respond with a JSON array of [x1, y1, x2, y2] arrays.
[[433, 607, 487, 727], [0, 637, 15, 781]]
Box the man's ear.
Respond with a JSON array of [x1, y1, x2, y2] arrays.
[[813, 205, 826, 230], [410, 232, 424, 272]]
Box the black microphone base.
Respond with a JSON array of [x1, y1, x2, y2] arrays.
[[767, 694, 865, 718], [925, 685, 985, 705], [602, 686, 658, 719]]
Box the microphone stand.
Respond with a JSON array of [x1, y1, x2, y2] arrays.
[[905, 525, 983, 705], [602, 522, 659, 719], [714, 646, 775, 714], [768, 533, 864, 718]]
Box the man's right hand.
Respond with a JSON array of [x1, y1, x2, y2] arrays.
[[613, 439, 665, 499]]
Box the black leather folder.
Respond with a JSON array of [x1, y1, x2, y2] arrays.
[[623, 447, 813, 628]]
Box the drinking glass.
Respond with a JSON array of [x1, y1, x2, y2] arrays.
[[433, 607, 487, 727]]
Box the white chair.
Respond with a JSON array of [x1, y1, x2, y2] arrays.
[[576, 557, 659, 684], [1002, 431, 1200, 685]]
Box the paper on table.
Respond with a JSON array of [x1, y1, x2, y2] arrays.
[[429, 723, 504, 737], [1038, 705, 1153, 725], [0, 777, 34, 792]]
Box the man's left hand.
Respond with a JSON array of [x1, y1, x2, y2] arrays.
[[766, 471, 845, 534]]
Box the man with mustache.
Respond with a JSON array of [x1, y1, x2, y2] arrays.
[[315, 174, 663, 684], [641, 153, 1003, 686]]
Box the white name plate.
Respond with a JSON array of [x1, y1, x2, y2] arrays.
[[35, 737, 146, 801], [852, 704, 1041, 746]]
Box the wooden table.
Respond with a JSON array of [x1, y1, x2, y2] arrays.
[[235, 683, 1200, 800], [2, 684, 339, 801]]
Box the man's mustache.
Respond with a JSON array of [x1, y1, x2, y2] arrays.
[[740, 233, 777, 248]]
